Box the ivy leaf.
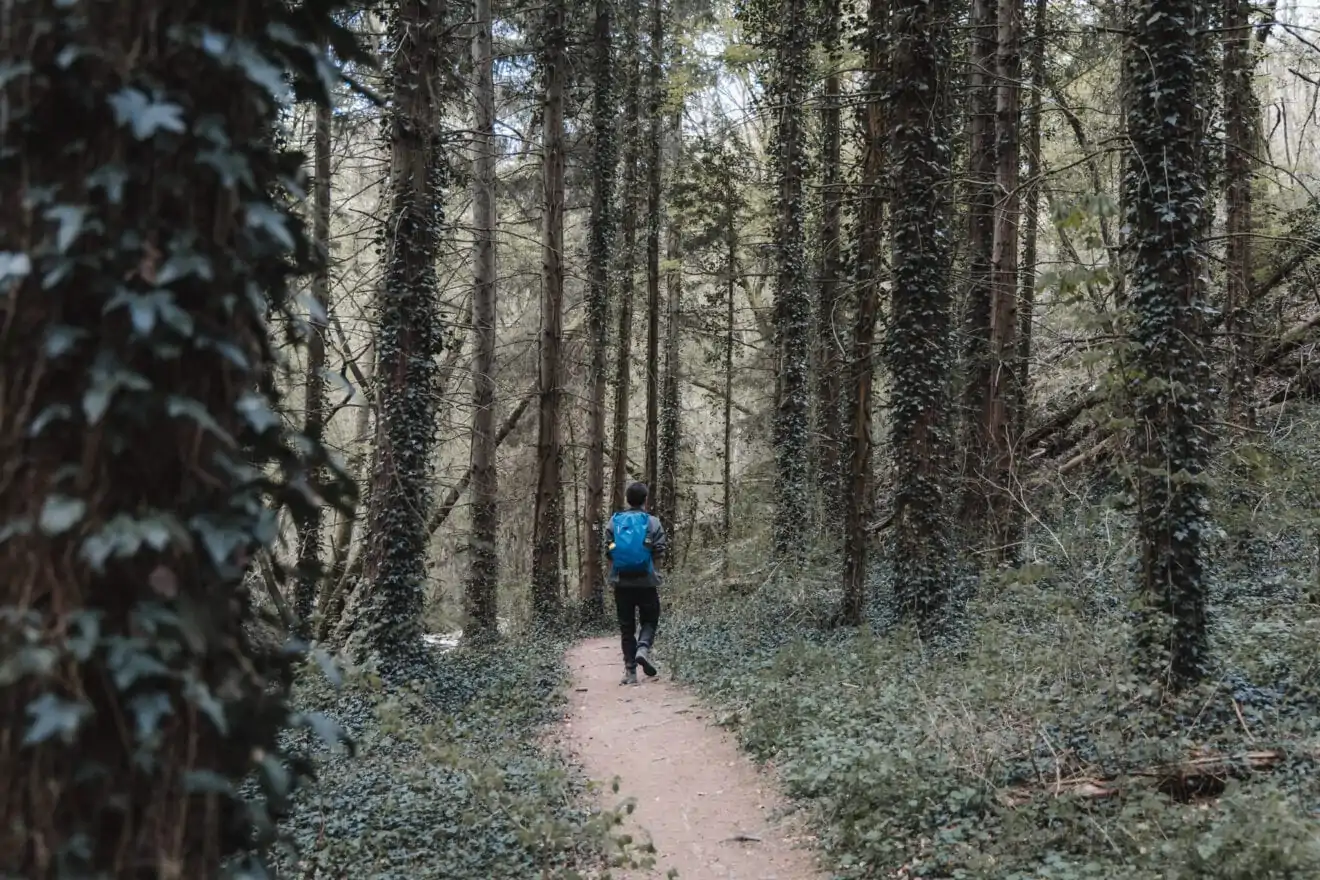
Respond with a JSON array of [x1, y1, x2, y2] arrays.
[[39, 494, 86, 536], [244, 203, 295, 251], [129, 691, 174, 741], [0, 251, 32, 284], [24, 693, 92, 745], [108, 88, 186, 140], [184, 768, 236, 796], [237, 392, 280, 434], [45, 204, 88, 254]]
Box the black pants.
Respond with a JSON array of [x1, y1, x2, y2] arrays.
[[614, 586, 660, 667]]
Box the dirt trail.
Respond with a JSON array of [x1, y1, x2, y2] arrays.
[[561, 637, 825, 880]]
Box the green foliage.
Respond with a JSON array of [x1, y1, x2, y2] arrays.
[[0, 2, 365, 874], [277, 638, 641, 879]]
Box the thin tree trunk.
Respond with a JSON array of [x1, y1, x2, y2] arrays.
[[959, 0, 998, 529], [984, 0, 1023, 558], [770, 0, 813, 559], [582, 0, 616, 614], [659, 107, 683, 533], [1223, 0, 1258, 428], [465, 0, 499, 642], [815, 0, 846, 521], [295, 96, 333, 632], [643, 0, 664, 494], [843, 0, 889, 627], [890, 0, 955, 628], [1015, 0, 1046, 443], [610, 2, 642, 511], [723, 197, 737, 578], [532, 0, 568, 623]]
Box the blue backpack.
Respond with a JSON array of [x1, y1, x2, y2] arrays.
[[610, 510, 653, 575]]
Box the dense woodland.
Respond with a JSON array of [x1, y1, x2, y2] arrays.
[[4, 0, 1320, 876]]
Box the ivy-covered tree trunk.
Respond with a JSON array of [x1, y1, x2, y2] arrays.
[[770, 0, 813, 557], [582, 0, 616, 616], [983, 0, 1023, 558], [1015, 0, 1047, 442], [1222, 0, 1258, 429], [723, 185, 738, 577], [295, 97, 333, 632], [466, 0, 500, 640], [958, 0, 998, 531], [0, 1, 357, 872], [815, 0, 846, 522], [643, 0, 664, 494], [342, 0, 447, 666], [659, 108, 683, 536], [842, 0, 890, 626], [610, 0, 642, 511], [1125, 0, 1212, 688], [532, 0, 568, 622], [890, 0, 955, 627]]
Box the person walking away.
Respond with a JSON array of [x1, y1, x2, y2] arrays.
[[606, 481, 667, 684]]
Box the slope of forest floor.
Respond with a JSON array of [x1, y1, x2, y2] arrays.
[[271, 636, 625, 879], [665, 462, 1320, 879]]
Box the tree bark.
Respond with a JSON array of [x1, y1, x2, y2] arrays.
[[658, 107, 683, 533], [1015, 0, 1046, 443], [770, 0, 813, 558], [890, 0, 955, 628], [466, 0, 500, 641], [611, 1, 642, 511], [843, 0, 890, 626], [1223, 0, 1259, 428], [815, 0, 846, 521], [1125, 0, 1213, 688], [643, 0, 664, 494], [532, 0, 568, 623], [582, 0, 616, 615], [340, 0, 447, 668]]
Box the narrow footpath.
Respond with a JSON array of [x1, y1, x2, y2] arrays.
[[560, 637, 825, 879]]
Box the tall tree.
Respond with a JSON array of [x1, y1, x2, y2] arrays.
[[815, 0, 847, 518], [1222, 0, 1258, 428], [643, 0, 665, 494], [983, 0, 1024, 557], [610, 0, 643, 510], [769, 0, 813, 557], [581, 0, 617, 615], [1016, 0, 1047, 441], [466, 0, 500, 639], [890, 0, 955, 627], [1126, 0, 1212, 687], [0, 1, 357, 872], [343, 0, 448, 666], [659, 106, 684, 532], [842, 0, 890, 626], [532, 0, 568, 622], [958, 0, 999, 529], [295, 96, 334, 630]]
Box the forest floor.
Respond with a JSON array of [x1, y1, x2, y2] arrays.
[[559, 637, 825, 879]]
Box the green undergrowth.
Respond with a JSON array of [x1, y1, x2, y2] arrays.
[[665, 571, 1320, 879], [271, 634, 640, 879]]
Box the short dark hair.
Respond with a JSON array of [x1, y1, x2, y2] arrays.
[[625, 482, 648, 508]]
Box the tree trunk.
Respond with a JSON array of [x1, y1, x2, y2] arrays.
[[644, 0, 664, 494], [466, 0, 500, 641], [723, 192, 737, 577], [842, 0, 890, 626], [1223, 0, 1258, 428], [984, 0, 1023, 558], [0, 2, 354, 872], [295, 96, 333, 631], [582, 0, 616, 614], [1126, 0, 1212, 688], [532, 0, 568, 623], [340, 0, 447, 668], [890, 0, 955, 628], [611, 1, 642, 511], [659, 108, 683, 533], [815, 0, 846, 522], [1015, 0, 1046, 443], [771, 0, 813, 558], [958, 0, 999, 530]]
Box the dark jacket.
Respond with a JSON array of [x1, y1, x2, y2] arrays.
[[604, 508, 667, 588]]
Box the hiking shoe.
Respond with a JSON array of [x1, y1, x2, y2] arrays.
[[620, 667, 638, 686], [635, 645, 658, 677]]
